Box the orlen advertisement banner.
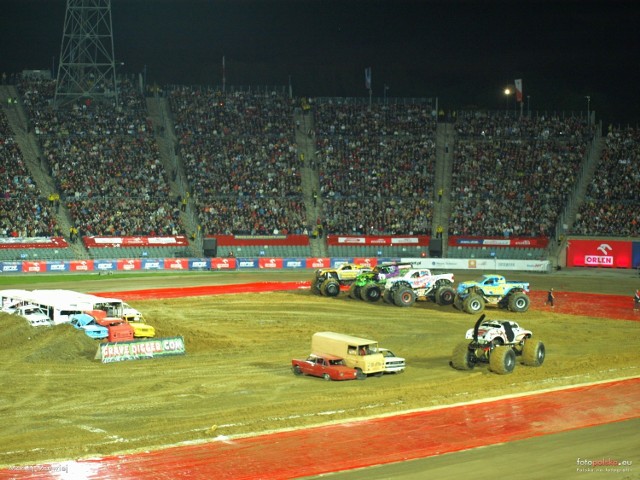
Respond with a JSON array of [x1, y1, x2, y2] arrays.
[[566, 239, 632, 268], [163, 258, 189, 270], [117, 259, 142, 271], [211, 258, 237, 270], [330, 258, 379, 268], [23, 261, 47, 273], [259, 258, 283, 269], [70, 260, 94, 272], [307, 258, 330, 269]]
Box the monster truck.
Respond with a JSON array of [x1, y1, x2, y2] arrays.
[[382, 269, 455, 307], [348, 262, 414, 302], [450, 314, 545, 374], [311, 263, 373, 297], [453, 274, 530, 314]]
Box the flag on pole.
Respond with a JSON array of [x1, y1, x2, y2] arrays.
[[365, 67, 372, 90], [222, 56, 226, 92], [514, 78, 523, 103]]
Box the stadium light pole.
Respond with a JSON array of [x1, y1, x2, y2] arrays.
[[585, 95, 591, 125], [504, 88, 511, 116]]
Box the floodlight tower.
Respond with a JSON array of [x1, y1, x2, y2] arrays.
[[54, 0, 118, 107]]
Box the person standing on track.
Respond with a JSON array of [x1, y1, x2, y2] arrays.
[[546, 288, 555, 308]]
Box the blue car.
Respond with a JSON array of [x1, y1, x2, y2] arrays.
[[70, 313, 108, 339]]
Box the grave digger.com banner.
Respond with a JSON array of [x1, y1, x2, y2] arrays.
[[96, 337, 186, 363]]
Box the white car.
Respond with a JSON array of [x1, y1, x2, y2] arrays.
[[464, 319, 532, 345], [122, 303, 143, 321], [374, 347, 406, 373], [11, 304, 53, 327]]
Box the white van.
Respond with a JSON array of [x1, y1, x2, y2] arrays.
[[311, 332, 386, 378]]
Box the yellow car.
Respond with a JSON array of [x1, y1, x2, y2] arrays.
[[125, 319, 156, 338]]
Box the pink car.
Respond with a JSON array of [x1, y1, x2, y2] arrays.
[[292, 353, 358, 381]]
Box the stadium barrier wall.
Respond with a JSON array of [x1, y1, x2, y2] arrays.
[[0, 257, 552, 274]]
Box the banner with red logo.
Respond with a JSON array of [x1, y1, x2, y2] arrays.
[[117, 259, 142, 271], [70, 260, 94, 272], [566, 239, 632, 268], [211, 258, 237, 269], [259, 258, 284, 269], [327, 235, 430, 246]]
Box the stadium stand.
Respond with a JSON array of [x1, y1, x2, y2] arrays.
[[7, 74, 639, 266], [571, 126, 640, 237], [313, 99, 437, 235]]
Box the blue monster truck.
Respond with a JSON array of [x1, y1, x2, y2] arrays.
[[453, 274, 530, 314]]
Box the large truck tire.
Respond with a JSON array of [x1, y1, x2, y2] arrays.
[[508, 292, 530, 312], [347, 284, 360, 299], [489, 346, 516, 374], [436, 286, 456, 306], [321, 278, 340, 297], [522, 339, 546, 366], [451, 342, 474, 370], [361, 284, 382, 302], [463, 293, 485, 314], [393, 287, 416, 307]]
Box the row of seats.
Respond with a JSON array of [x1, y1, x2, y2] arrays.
[[447, 246, 547, 260], [87, 246, 189, 259], [0, 248, 75, 261], [327, 246, 427, 258]]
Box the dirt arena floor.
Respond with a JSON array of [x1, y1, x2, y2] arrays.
[[0, 269, 639, 468]]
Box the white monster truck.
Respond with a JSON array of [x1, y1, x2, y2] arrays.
[[450, 314, 546, 374], [383, 269, 455, 307]]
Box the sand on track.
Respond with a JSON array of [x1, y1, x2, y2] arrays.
[[0, 269, 639, 467]]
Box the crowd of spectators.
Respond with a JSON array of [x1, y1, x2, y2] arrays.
[[313, 100, 437, 234], [572, 126, 640, 237], [6, 75, 640, 244], [454, 110, 595, 142], [18, 77, 184, 237], [168, 87, 307, 235], [0, 108, 59, 238], [448, 135, 587, 237]]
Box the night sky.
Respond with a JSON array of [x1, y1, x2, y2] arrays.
[[2, 0, 639, 124]]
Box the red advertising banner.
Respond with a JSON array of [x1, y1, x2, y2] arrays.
[[566, 239, 633, 268], [70, 260, 94, 272], [84, 236, 189, 248], [117, 259, 142, 271], [259, 258, 284, 269], [213, 235, 310, 246], [306, 257, 331, 269], [353, 258, 379, 268], [211, 258, 237, 269], [22, 261, 47, 273], [164, 258, 190, 270], [327, 235, 430, 246]]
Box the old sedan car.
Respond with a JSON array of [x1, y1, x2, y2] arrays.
[[291, 353, 359, 381], [70, 313, 109, 339]]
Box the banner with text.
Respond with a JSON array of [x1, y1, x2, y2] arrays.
[[566, 239, 633, 268], [98, 337, 186, 363]]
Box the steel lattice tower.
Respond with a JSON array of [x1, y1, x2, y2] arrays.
[[54, 0, 117, 107]]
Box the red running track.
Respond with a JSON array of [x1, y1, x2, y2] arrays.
[[5, 378, 639, 480]]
